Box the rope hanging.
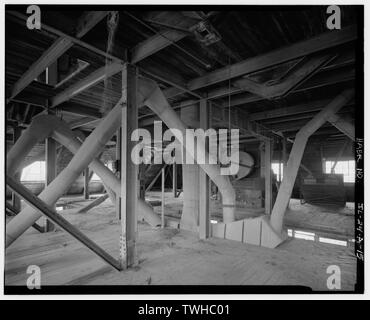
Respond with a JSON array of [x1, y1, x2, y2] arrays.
[[101, 11, 119, 115]]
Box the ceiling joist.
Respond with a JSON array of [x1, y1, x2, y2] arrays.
[[164, 24, 357, 99], [51, 62, 123, 108], [8, 11, 109, 101]]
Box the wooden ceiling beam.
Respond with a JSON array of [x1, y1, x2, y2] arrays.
[[51, 62, 123, 108], [219, 67, 355, 108], [249, 99, 354, 121], [131, 29, 187, 64], [9, 37, 73, 101], [8, 11, 109, 101], [163, 25, 357, 98], [130, 10, 207, 64], [75, 11, 109, 38], [70, 118, 102, 129], [327, 114, 355, 141], [58, 103, 102, 118]]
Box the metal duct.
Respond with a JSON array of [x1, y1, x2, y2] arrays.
[[138, 76, 236, 223]]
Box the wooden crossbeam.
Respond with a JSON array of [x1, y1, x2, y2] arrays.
[[68, 117, 98, 129], [51, 62, 123, 108], [6, 175, 121, 271], [5, 201, 46, 233], [211, 102, 279, 141], [200, 64, 354, 103], [233, 53, 334, 99], [131, 29, 187, 64], [8, 11, 109, 101], [59, 103, 102, 119], [163, 25, 357, 98]]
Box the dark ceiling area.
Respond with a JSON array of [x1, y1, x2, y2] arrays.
[[5, 7, 359, 146]]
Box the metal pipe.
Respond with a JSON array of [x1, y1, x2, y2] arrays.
[[161, 167, 165, 228], [138, 76, 236, 223]]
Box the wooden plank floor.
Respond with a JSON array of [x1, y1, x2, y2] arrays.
[[5, 197, 357, 290]]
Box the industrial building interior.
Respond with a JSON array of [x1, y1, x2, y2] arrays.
[[5, 7, 359, 291]]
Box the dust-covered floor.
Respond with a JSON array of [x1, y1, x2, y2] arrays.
[[5, 195, 357, 291]]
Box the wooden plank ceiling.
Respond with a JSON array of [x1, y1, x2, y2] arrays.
[[5, 6, 358, 145]]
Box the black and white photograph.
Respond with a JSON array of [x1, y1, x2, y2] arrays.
[[0, 2, 366, 301]]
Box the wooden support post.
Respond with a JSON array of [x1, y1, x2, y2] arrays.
[[115, 128, 121, 220], [199, 99, 210, 239], [264, 139, 272, 214], [172, 162, 177, 198], [8, 11, 108, 101], [161, 167, 165, 228], [51, 63, 122, 108], [233, 53, 333, 99], [278, 140, 282, 184], [120, 64, 138, 269], [45, 128, 57, 232], [7, 175, 121, 270], [12, 126, 22, 212], [260, 142, 265, 178], [83, 167, 90, 199], [270, 89, 354, 233]]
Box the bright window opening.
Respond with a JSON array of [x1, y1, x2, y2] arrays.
[[325, 160, 355, 183], [21, 161, 46, 182], [90, 161, 114, 181], [91, 172, 101, 181], [287, 228, 350, 247], [271, 162, 284, 182]]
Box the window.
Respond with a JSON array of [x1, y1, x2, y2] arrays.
[[90, 172, 101, 181], [21, 161, 45, 182], [325, 160, 355, 183], [90, 161, 114, 181], [271, 162, 284, 182]]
